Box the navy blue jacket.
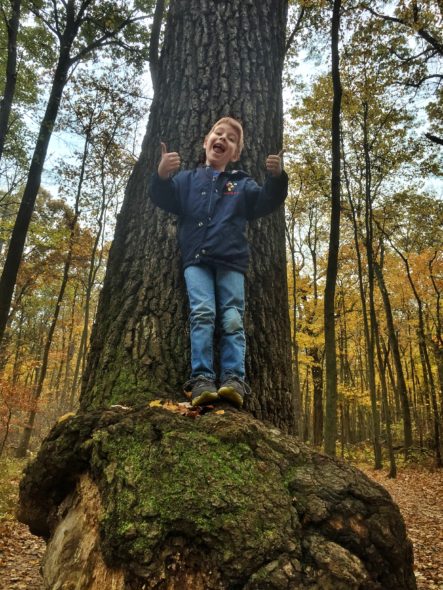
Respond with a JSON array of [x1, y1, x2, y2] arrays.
[[149, 166, 288, 273]]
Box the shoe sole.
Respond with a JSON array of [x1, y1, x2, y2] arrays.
[[218, 386, 243, 408], [191, 391, 219, 407]]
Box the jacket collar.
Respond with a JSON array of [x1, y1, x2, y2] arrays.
[[198, 165, 248, 179]]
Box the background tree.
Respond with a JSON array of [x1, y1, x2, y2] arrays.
[[0, 0, 21, 164], [324, 0, 343, 456], [0, 0, 151, 344]]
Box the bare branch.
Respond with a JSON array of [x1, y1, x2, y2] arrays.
[[28, 1, 61, 39], [425, 132, 443, 146], [285, 7, 305, 55], [70, 14, 148, 66]]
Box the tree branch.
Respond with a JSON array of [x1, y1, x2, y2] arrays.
[[425, 132, 443, 146], [70, 14, 148, 66], [285, 7, 305, 55], [149, 0, 165, 94], [362, 3, 443, 56], [28, 1, 61, 39]]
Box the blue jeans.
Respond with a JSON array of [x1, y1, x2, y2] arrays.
[[184, 264, 245, 382]]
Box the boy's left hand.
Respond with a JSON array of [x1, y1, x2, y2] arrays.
[[266, 149, 284, 177]]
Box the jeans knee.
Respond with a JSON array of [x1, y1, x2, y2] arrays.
[[221, 307, 243, 334], [190, 300, 215, 326]]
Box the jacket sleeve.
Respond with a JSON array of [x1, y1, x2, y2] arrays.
[[244, 170, 288, 220], [148, 172, 182, 215]]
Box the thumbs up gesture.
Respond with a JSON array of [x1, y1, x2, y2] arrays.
[[158, 142, 181, 179], [266, 149, 284, 177]]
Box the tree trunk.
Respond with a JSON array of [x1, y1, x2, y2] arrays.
[[324, 0, 342, 456], [15, 213, 76, 458], [80, 0, 295, 433], [394, 248, 441, 467], [19, 406, 417, 590], [375, 318, 397, 478], [347, 173, 382, 468], [373, 257, 413, 453], [0, 0, 21, 163], [310, 347, 323, 446], [285, 213, 302, 437], [0, 48, 71, 342], [15, 127, 90, 455]]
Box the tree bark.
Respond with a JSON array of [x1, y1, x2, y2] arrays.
[[373, 257, 413, 453], [0, 0, 21, 163], [324, 0, 342, 456], [18, 406, 417, 589], [80, 0, 295, 432], [361, 103, 382, 468]]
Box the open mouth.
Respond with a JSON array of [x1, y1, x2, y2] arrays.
[[213, 142, 225, 154]]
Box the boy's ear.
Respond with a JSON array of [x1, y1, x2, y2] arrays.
[[231, 148, 240, 162]]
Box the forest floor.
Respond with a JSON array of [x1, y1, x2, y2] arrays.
[[359, 462, 443, 590], [0, 456, 442, 589]]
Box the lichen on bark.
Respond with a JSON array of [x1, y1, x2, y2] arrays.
[[18, 406, 416, 589]]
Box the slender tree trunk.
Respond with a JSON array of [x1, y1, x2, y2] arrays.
[[61, 285, 78, 405], [14, 128, 89, 455], [0, 49, 71, 343], [395, 249, 441, 467], [361, 105, 382, 468], [311, 348, 323, 446], [80, 0, 295, 432], [347, 179, 382, 467], [429, 252, 443, 411], [373, 257, 413, 453], [285, 216, 302, 437], [15, 217, 76, 457], [0, 0, 21, 163], [375, 317, 397, 477], [324, 0, 342, 456]]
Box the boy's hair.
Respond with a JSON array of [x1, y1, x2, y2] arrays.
[[208, 117, 244, 158]]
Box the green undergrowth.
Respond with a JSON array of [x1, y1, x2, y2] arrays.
[[0, 456, 27, 521]]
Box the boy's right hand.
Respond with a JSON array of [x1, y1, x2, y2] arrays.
[[158, 142, 181, 179]]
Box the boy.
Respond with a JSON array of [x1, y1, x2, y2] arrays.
[[149, 117, 287, 408]]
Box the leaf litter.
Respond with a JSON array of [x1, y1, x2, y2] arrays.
[[361, 465, 443, 590]]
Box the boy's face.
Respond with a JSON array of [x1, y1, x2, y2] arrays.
[[203, 123, 240, 171]]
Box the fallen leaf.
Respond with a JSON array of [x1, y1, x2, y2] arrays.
[[149, 400, 162, 407]]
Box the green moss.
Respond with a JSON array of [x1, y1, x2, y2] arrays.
[[90, 415, 293, 570]]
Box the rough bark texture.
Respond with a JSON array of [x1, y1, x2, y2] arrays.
[[80, 0, 295, 432], [18, 406, 416, 589]]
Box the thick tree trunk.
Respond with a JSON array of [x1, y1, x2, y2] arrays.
[[81, 0, 295, 432], [19, 406, 417, 590]]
